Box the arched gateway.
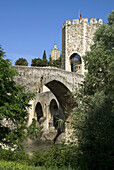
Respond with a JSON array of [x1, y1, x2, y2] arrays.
[[70, 53, 82, 73]]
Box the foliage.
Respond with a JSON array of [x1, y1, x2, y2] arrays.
[[15, 58, 28, 66], [0, 145, 77, 169], [31, 58, 44, 67], [31, 57, 48, 67], [49, 57, 61, 68], [27, 118, 43, 139], [0, 160, 64, 170], [31, 52, 61, 68], [0, 46, 35, 148], [43, 50, 47, 60], [31, 144, 79, 169], [72, 10, 114, 170], [0, 148, 29, 164]]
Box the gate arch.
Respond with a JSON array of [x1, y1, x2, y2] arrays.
[[70, 53, 82, 73]]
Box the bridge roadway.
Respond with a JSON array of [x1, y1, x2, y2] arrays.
[[12, 66, 84, 110]]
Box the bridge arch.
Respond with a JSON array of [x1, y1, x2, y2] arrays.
[[45, 80, 73, 112], [12, 66, 83, 111], [35, 102, 43, 123], [49, 99, 59, 129]]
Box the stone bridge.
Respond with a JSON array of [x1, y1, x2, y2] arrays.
[[12, 65, 83, 110], [12, 65, 84, 142]]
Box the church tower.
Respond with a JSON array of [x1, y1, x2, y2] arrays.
[[62, 17, 103, 74], [51, 44, 60, 60]]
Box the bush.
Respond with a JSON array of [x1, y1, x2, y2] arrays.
[[27, 118, 43, 139], [31, 144, 79, 169], [0, 148, 29, 164], [0, 144, 78, 169], [0, 160, 56, 170]]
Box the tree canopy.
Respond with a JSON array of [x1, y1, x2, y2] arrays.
[[0, 46, 35, 148], [31, 51, 61, 68], [15, 58, 28, 66], [72, 10, 114, 169], [43, 50, 47, 60]]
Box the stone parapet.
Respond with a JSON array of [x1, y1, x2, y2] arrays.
[[62, 18, 103, 27]]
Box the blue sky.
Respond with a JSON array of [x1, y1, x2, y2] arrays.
[[0, 0, 113, 65]]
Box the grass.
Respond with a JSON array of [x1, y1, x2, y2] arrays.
[[0, 160, 73, 170]]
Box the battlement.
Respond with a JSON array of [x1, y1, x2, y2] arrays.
[[62, 18, 103, 28]]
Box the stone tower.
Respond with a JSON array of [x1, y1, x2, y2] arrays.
[[51, 44, 60, 60], [62, 18, 103, 74]]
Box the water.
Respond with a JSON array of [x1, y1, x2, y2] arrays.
[[22, 137, 53, 156]]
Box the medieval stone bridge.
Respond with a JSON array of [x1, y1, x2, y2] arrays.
[[12, 65, 84, 142], [12, 65, 83, 110]]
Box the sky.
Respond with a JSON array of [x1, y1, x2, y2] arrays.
[[0, 0, 113, 65]]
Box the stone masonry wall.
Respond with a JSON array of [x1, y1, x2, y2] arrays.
[[62, 18, 103, 74]]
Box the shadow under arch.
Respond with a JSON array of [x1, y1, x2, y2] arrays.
[[45, 80, 74, 114], [70, 53, 82, 73], [49, 98, 65, 143], [35, 102, 43, 123], [49, 99, 59, 129]]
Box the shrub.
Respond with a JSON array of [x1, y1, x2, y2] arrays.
[[27, 118, 43, 139]]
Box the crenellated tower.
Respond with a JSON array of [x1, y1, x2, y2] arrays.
[[62, 18, 103, 74]]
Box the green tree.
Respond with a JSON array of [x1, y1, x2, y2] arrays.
[[49, 55, 53, 66], [0, 46, 35, 148], [48, 56, 61, 68], [31, 50, 48, 67], [42, 50, 48, 66], [72, 11, 114, 170], [52, 57, 61, 68], [31, 57, 48, 67], [15, 58, 28, 66], [43, 50, 47, 60], [31, 58, 44, 67]]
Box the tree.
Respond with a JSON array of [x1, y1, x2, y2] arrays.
[[42, 50, 48, 66], [31, 58, 44, 67], [31, 57, 48, 67], [0, 46, 35, 148], [31, 50, 48, 67], [48, 55, 53, 66], [48, 56, 61, 68], [52, 57, 61, 68], [43, 50, 47, 60], [72, 11, 114, 169], [15, 58, 28, 66]]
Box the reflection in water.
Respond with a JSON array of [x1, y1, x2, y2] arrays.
[[22, 137, 53, 156]]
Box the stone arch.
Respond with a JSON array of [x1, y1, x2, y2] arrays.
[[49, 99, 59, 129], [35, 102, 43, 123], [49, 98, 65, 143], [69, 53, 82, 73], [45, 80, 74, 113], [12, 66, 83, 112]]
